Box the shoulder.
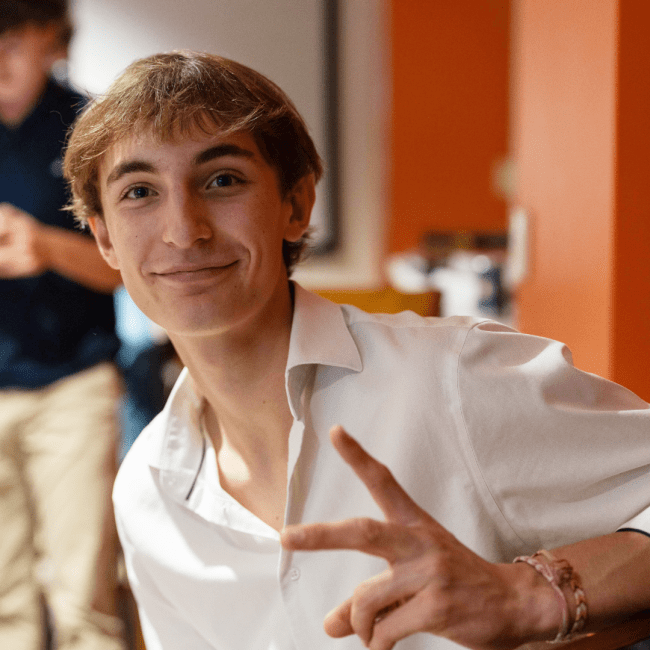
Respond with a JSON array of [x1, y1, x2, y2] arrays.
[[453, 320, 644, 412], [340, 303, 490, 365], [341, 301, 486, 336]]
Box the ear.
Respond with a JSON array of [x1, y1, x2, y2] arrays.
[[88, 216, 120, 270], [283, 174, 316, 242]]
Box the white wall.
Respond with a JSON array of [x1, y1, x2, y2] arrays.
[[68, 0, 388, 288]]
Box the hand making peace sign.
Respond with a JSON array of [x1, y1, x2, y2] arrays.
[[281, 426, 559, 650]]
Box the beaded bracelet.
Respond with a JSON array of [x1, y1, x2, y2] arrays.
[[513, 549, 587, 643], [535, 550, 588, 638]]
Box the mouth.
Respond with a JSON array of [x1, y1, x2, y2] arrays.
[[152, 260, 239, 281]]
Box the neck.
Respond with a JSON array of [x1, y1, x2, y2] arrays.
[[170, 279, 295, 470], [170, 280, 296, 531]]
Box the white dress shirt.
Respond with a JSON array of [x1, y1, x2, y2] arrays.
[[114, 284, 650, 650]]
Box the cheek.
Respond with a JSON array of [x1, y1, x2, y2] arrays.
[[113, 235, 143, 271], [0, 57, 22, 85], [15, 53, 39, 79], [104, 223, 144, 271]]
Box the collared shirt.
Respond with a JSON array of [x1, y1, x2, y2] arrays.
[[114, 284, 650, 650], [0, 79, 119, 388]]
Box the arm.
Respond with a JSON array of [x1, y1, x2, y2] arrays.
[[0, 202, 122, 293], [281, 426, 650, 650]]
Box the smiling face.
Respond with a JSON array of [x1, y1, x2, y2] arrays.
[[91, 127, 314, 339]]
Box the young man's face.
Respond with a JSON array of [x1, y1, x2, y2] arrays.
[[0, 23, 60, 126], [91, 127, 313, 338]]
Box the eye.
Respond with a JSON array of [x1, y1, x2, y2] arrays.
[[216, 174, 233, 187], [123, 185, 155, 200], [210, 173, 243, 189]]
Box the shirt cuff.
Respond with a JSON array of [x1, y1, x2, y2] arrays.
[[617, 508, 650, 537]]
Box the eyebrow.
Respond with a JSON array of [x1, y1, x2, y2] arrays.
[[104, 143, 256, 188], [192, 144, 256, 166], [105, 160, 157, 187]]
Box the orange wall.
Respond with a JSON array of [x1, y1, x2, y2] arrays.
[[513, 0, 650, 399], [611, 0, 650, 397], [512, 0, 617, 378], [389, 1, 510, 254], [389, 0, 649, 398]]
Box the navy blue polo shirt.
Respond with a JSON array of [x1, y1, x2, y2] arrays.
[[0, 79, 120, 389]]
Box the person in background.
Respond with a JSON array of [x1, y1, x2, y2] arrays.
[[0, 2, 125, 648], [65, 50, 650, 650]]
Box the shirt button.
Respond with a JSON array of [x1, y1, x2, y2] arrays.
[[289, 567, 301, 581]]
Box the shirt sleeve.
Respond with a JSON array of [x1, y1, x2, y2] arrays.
[[618, 510, 650, 537], [456, 320, 650, 552]]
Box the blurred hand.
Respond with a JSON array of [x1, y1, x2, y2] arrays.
[[281, 426, 555, 650], [0, 203, 49, 278]]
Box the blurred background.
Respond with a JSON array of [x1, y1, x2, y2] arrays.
[[65, 0, 650, 408]]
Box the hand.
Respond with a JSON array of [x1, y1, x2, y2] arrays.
[[281, 426, 558, 650], [0, 203, 50, 278]]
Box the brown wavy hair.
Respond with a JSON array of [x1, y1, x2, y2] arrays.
[[63, 50, 323, 273]]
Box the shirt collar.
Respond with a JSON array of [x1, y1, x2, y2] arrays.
[[285, 283, 362, 422], [286, 282, 362, 373], [147, 366, 207, 501], [148, 282, 363, 500]]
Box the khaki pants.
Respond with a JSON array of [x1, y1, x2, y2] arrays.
[[0, 363, 125, 650]]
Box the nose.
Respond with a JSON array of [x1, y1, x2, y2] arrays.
[[162, 190, 213, 248]]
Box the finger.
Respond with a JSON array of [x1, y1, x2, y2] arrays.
[[0, 247, 21, 267], [349, 568, 416, 646], [323, 587, 412, 641], [324, 597, 353, 638], [0, 249, 13, 267], [368, 590, 436, 650], [325, 597, 405, 645], [281, 518, 417, 562], [0, 203, 19, 221], [330, 425, 429, 525]]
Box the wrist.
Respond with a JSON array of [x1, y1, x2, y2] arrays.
[[513, 550, 588, 643], [35, 222, 55, 272], [505, 560, 566, 644]]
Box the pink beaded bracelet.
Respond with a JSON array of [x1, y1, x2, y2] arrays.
[[513, 549, 587, 643]]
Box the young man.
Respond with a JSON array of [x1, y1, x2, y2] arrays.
[[0, 2, 124, 649], [64, 51, 650, 650]]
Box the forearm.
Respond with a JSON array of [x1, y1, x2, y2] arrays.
[[40, 224, 122, 293], [509, 530, 650, 645], [550, 530, 650, 631]]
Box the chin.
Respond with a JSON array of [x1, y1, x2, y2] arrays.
[[161, 305, 243, 338]]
